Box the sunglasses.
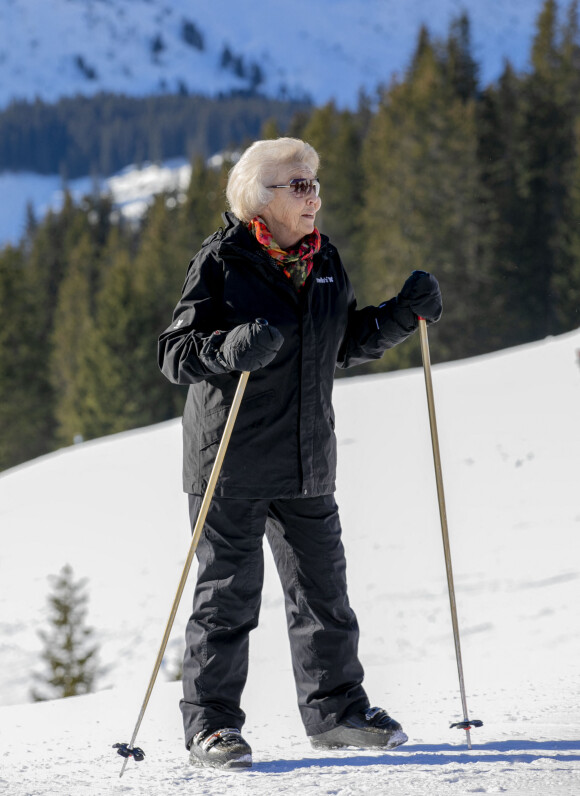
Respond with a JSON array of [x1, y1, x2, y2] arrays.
[[268, 178, 320, 197]]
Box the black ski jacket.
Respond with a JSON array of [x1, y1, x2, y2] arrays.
[[158, 213, 418, 498]]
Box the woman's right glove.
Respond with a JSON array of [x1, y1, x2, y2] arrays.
[[200, 318, 284, 373], [397, 271, 442, 323]]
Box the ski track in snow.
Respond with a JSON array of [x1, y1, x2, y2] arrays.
[[1, 330, 580, 794], [1, 680, 579, 795]]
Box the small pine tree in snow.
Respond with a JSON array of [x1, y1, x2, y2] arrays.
[[31, 564, 100, 701]]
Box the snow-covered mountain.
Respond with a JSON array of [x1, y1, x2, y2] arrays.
[[0, 0, 550, 110], [1, 328, 579, 794], [0, 0, 558, 247]]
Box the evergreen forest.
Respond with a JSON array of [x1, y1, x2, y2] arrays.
[[1, 0, 579, 473], [0, 93, 309, 178]]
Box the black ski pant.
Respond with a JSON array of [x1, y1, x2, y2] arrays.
[[180, 493, 369, 747]]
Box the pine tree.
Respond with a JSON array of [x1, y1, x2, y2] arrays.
[[27, 192, 78, 336], [522, 0, 568, 337], [11, 194, 80, 460], [50, 230, 99, 445], [261, 117, 282, 140], [75, 238, 150, 438], [446, 12, 479, 101], [179, 156, 227, 253], [559, 115, 580, 329], [130, 195, 190, 425], [0, 244, 54, 470], [31, 564, 100, 701], [515, 0, 580, 339], [477, 63, 530, 350], [553, 0, 580, 330], [361, 21, 488, 368], [302, 103, 367, 287]]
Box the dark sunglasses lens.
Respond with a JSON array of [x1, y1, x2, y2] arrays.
[[290, 179, 319, 197], [291, 180, 309, 196]]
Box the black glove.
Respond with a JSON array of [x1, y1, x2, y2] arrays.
[[201, 318, 284, 373], [397, 271, 442, 323]]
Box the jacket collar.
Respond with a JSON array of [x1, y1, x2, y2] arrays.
[[219, 212, 330, 258]]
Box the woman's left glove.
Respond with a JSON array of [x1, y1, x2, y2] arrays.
[[397, 271, 442, 323], [200, 318, 284, 374]]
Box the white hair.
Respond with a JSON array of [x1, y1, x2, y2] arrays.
[[226, 137, 319, 222]]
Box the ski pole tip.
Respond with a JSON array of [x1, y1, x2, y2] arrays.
[[450, 719, 483, 730], [113, 742, 146, 762]]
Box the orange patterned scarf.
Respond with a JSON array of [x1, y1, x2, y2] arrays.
[[248, 216, 321, 291]]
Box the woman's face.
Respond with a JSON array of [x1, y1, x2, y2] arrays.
[[260, 163, 322, 249]]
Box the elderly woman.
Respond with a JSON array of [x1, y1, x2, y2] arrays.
[[158, 137, 441, 770]]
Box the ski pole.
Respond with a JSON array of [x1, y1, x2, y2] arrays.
[[418, 318, 482, 749], [114, 370, 251, 777]]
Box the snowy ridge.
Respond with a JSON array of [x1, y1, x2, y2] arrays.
[[0, 0, 549, 110], [1, 328, 579, 794], [0, 158, 191, 245]]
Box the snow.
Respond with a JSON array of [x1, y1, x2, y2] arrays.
[[0, 159, 191, 246], [0, 0, 552, 110], [1, 327, 579, 794]]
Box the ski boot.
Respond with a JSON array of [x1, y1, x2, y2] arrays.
[[310, 707, 408, 750], [189, 727, 252, 770]]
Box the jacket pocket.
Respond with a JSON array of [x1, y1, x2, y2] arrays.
[[200, 389, 275, 452]]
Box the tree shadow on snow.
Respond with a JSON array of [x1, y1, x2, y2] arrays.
[[252, 740, 580, 774]]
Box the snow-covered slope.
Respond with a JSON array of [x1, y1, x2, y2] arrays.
[[0, 328, 579, 794], [0, 0, 550, 110]]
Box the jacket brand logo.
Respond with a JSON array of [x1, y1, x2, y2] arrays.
[[173, 319, 185, 329], [316, 276, 334, 284]]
